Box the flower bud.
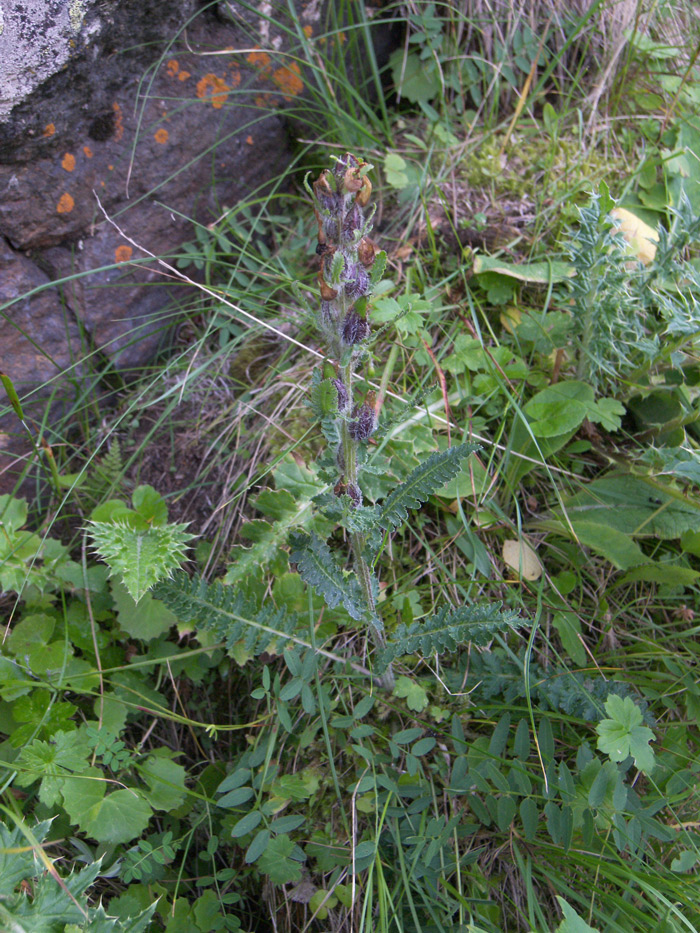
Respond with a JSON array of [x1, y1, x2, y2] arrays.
[[348, 404, 376, 440], [342, 310, 370, 346]]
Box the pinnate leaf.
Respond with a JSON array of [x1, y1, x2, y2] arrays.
[[379, 444, 478, 531], [290, 532, 366, 620], [376, 602, 525, 673]]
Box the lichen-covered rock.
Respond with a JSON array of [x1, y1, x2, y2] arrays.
[[0, 0, 398, 493]]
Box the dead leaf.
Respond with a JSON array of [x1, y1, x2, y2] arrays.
[[502, 538, 542, 580]]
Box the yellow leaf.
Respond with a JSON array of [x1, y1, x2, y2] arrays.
[[610, 208, 659, 264], [502, 538, 542, 580]]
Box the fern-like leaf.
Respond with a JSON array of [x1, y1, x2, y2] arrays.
[[375, 602, 526, 673], [289, 532, 367, 620], [379, 443, 478, 531], [89, 521, 193, 603], [153, 572, 300, 656]]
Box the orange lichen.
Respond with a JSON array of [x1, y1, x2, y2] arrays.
[[303, 25, 313, 38], [196, 73, 230, 109], [246, 135, 254, 145], [108, 164, 114, 170], [254, 93, 279, 108], [229, 63, 241, 88], [154, 128, 169, 144], [43, 123, 56, 137], [112, 102, 124, 141], [57, 193, 74, 213], [115, 245, 133, 263], [272, 62, 304, 100], [178, 70, 190, 81], [246, 47, 272, 76], [166, 59, 179, 77], [61, 153, 76, 172], [83, 146, 93, 158]]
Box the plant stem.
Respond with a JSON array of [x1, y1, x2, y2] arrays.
[[340, 361, 394, 688]]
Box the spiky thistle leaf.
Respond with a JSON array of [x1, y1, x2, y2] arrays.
[[379, 443, 478, 531], [375, 602, 526, 673], [289, 532, 367, 620], [89, 521, 193, 603]]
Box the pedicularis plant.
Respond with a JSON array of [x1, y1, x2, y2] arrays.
[[88, 153, 524, 689]]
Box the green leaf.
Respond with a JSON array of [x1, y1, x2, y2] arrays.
[[376, 602, 525, 674], [474, 254, 575, 284], [289, 533, 366, 621], [525, 382, 596, 437], [541, 519, 649, 570], [61, 766, 107, 827], [551, 611, 587, 666], [379, 444, 478, 531], [140, 753, 187, 810], [393, 675, 429, 712], [231, 810, 262, 837], [257, 833, 304, 884], [80, 788, 153, 844], [273, 454, 324, 500], [15, 730, 90, 806], [560, 475, 700, 540], [555, 897, 601, 933], [132, 485, 169, 526], [89, 519, 193, 603], [596, 695, 655, 774], [308, 378, 339, 418], [588, 397, 625, 432], [369, 250, 387, 287], [153, 573, 300, 659], [0, 494, 28, 534], [384, 152, 409, 189], [390, 48, 441, 103], [245, 828, 271, 864], [225, 486, 314, 588], [112, 581, 178, 641]]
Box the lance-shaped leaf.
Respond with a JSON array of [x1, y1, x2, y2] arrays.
[[379, 443, 478, 531], [375, 602, 525, 673], [289, 532, 367, 620]]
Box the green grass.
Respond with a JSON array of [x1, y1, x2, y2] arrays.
[[2, 0, 700, 930]]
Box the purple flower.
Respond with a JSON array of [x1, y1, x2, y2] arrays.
[[348, 404, 376, 440], [342, 311, 370, 346], [344, 263, 370, 301], [347, 483, 362, 506], [342, 204, 363, 244]]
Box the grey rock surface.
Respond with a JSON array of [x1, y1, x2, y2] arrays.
[[0, 0, 398, 493]]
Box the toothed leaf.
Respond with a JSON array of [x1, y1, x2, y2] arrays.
[[376, 602, 526, 673], [379, 443, 478, 531], [290, 532, 367, 621]]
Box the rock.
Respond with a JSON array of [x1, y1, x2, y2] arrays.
[[0, 0, 399, 494]]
